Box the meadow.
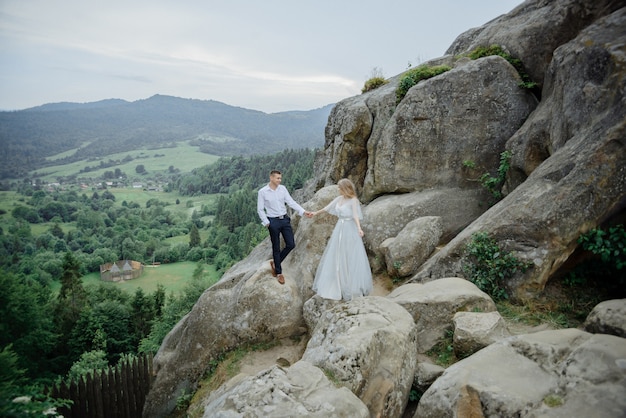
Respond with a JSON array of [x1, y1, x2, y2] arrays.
[[34, 140, 219, 182], [49, 261, 221, 295]]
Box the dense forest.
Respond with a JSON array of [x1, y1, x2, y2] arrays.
[[0, 148, 315, 415], [0, 95, 331, 179]]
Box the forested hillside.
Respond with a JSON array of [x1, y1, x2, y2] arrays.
[[0, 95, 331, 179], [0, 148, 315, 413], [170, 148, 316, 195]]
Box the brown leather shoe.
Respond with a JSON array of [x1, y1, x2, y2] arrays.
[[277, 274, 285, 285], [270, 261, 277, 277]]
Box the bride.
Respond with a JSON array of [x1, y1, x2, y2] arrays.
[[309, 178, 373, 300]]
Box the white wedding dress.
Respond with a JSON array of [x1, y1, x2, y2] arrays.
[[312, 196, 373, 300]]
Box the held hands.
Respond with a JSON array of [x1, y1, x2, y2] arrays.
[[304, 211, 315, 218]]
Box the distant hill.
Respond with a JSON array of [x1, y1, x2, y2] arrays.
[[0, 94, 333, 180]]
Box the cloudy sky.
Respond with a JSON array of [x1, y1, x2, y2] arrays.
[[0, 0, 522, 113]]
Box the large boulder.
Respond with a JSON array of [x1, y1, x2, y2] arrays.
[[362, 55, 537, 201], [307, 78, 399, 196], [201, 360, 370, 417], [584, 299, 626, 338], [414, 8, 626, 298], [446, 0, 625, 88], [452, 311, 512, 358], [143, 243, 308, 418], [362, 188, 490, 269], [380, 216, 443, 278], [302, 296, 418, 418], [387, 278, 496, 353], [416, 329, 626, 418]]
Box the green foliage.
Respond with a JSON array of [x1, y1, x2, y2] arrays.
[[578, 224, 626, 271], [463, 232, 529, 301], [67, 350, 108, 382], [323, 369, 341, 387], [0, 271, 57, 379], [467, 45, 537, 90], [188, 223, 201, 248], [426, 329, 457, 367], [175, 148, 315, 195], [409, 388, 422, 402], [176, 389, 194, 411], [362, 77, 388, 93], [543, 394, 564, 407], [558, 224, 626, 314], [479, 150, 512, 202], [462, 160, 476, 169], [395, 65, 451, 104], [138, 270, 218, 355], [0, 345, 71, 418], [0, 148, 314, 385]]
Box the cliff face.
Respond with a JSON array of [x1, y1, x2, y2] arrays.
[[309, 0, 626, 298], [143, 1, 626, 417]]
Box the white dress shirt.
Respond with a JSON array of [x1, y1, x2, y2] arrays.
[[257, 184, 305, 226]]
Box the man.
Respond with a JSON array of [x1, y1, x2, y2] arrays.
[[257, 170, 310, 284]]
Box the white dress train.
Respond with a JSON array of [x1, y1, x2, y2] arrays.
[[312, 196, 373, 300]]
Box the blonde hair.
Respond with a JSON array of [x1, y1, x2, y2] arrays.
[[337, 178, 357, 198]]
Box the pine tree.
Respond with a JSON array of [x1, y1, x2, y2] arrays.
[[189, 223, 201, 248]]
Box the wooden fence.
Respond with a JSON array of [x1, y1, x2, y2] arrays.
[[47, 354, 154, 418]]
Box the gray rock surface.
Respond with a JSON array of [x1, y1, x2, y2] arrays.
[[201, 360, 369, 418], [302, 296, 418, 418], [143, 244, 308, 418], [416, 329, 626, 418], [362, 188, 490, 264], [413, 8, 626, 298], [584, 298, 626, 338], [446, 0, 625, 88], [414, 361, 445, 393], [362, 55, 537, 201], [380, 216, 443, 278], [387, 278, 496, 353], [452, 311, 512, 358]]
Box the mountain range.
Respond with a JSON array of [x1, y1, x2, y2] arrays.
[[0, 94, 333, 180]]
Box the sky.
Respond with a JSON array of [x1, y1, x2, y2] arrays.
[[0, 0, 523, 113]]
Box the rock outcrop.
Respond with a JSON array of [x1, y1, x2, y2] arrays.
[[583, 298, 626, 338], [302, 297, 418, 417], [144, 1, 626, 417], [412, 4, 626, 298], [416, 329, 626, 418], [387, 278, 496, 353], [200, 360, 370, 417]]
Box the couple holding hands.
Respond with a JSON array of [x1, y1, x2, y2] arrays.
[[257, 170, 372, 300]]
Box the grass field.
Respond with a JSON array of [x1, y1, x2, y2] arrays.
[[34, 141, 219, 182], [50, 261, 220, 295], [107, 187, 219, 219]]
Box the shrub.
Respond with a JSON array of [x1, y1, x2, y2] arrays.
[[463, 232, 529, 301], [395, 65, 451, 104], [468, 45, 537, 90], [362, 76, 388, 93], [479, 150, 512, 201], [578, 224, 626, 272]]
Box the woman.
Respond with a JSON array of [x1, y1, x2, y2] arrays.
[[309, 178, 373, 300]]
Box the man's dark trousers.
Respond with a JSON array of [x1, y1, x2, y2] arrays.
[[268, 216, 295, 275]]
